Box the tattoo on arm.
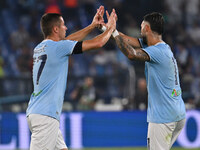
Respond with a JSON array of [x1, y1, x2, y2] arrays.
[[115, 36, 150, 61], [115, 36, 135, 57]]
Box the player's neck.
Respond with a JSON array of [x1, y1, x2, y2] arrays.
[[147, 34, 163, 46], [45, 35, 60, 41]]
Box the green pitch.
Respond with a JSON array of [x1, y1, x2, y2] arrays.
[[81, 147, 199, 150]]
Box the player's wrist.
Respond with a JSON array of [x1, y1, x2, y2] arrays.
[[99, 25, 119, 38], [99, 25, 107, 32], [112, 29, 119, 38], [89, 23, 96, 29]]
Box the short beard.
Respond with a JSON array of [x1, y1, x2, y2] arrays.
[[142, 35, 148, 46]]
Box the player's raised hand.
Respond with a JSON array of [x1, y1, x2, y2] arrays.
[[91, 5, 105, 28], [98, 6, 105, 23], [106, 9, 117, 32]]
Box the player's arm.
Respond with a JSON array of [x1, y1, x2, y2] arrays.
[[118, 32, 141, 48], [82, 26, 114, 51], [100, 10, 141, 48], [66, 6, 104, 41], [65, 24, 95, 41], [100, 27, 141, 48], [103, 10, 148, 61], [72, 28, 114, 54], [114, 35, 150, 61]]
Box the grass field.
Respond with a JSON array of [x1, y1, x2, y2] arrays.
[[81, 147, 200, 150]]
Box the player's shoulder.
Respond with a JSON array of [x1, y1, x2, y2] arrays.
[[33, 41, 47, 54], [35, 39, 54, 48], [58, 39, 77, 44], [156, 43, 174, 58], [156, 43, 172, 53], [154, 42, 169, 49], [37, 39, 63, 49], [150, 42, 170, 52]]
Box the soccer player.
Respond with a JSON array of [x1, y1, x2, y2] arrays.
[[26, 6, 116, 150], [103, 11, 186, 150]]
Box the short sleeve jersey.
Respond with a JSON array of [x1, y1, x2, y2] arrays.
[[139, 39, 186, 123], [26, 39, 77, 121]]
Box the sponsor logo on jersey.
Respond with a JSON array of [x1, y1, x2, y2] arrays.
[[171, 89, 181, 97]]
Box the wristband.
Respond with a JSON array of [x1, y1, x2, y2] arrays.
[[100, 25, 107, 32], [112, 29, 119, 38]]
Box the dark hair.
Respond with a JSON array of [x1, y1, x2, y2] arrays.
[[143, 12, 164, 35], [40, 13, 62, 38]]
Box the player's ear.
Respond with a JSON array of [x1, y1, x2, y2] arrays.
[[53, 26, 59, 34], [146, 24, 151, 33]]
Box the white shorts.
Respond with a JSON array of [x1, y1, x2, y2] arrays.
[[147, 119, 185, 150], [27, 114, 67, 150]]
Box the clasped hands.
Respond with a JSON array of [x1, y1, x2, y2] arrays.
[[91, 6, 118, 34]]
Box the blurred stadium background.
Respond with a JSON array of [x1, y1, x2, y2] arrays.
[[0, 0, 200, 150]]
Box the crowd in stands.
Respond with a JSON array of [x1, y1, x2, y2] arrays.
[[0, 0, 200, 111]]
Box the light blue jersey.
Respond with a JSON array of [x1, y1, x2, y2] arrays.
[[140, 40, 185, 123], [26, 39, 77, 121]]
